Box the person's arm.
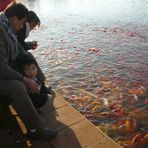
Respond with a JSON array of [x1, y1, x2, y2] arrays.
[[0, 28, 40, 93], [25, 41, 38, 51], [17, 24, 38, 51], [0, 28, 24, 80], [22, 77, 40, 93]]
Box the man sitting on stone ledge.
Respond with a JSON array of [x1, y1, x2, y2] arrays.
[[0, 2, 57, 140]]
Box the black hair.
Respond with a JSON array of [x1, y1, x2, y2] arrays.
[[19, 55, 38, 71], [27, 11, 40, 27], [4, 2, 28, 20]]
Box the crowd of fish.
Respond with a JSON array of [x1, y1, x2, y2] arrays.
[[38, 25, 148, 148], [54, 28, 148, 146], [58, 77, 147, 148]]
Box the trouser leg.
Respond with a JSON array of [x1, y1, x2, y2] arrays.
[[0, 79, 45, 129]]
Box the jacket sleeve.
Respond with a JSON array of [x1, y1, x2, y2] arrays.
[[23, 41, 33, 51], [17, 25, 32, 51], [0, 28, 24, 81]]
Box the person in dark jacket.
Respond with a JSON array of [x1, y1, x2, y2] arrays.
[[19, 54, 48, 110], [17, 10, 40, 51], [0, 2, 57, 140]]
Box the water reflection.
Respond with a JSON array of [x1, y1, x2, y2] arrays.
[[22, 0, 148, 147], [25, 0, 148, 25]]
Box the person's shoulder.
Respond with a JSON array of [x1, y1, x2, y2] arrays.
[[0, 25, 5, 33], [0, 26, 8, 53], [0, 26, 8, 41]]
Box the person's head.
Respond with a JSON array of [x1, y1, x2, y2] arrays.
[[27, 11, 40, 30], [20, 55, 38, 79], [4, 2, 28, 32]]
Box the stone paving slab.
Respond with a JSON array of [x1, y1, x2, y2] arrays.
[[86, 138, 120, 148], [31, 139, 52, 148], [42, 93, 68, 112], [67, 119, 119, 148], [0, 92, 121, 148], [41, 103, 85, 131], [41, 92, 121, 148], [50, 119, 121, 148]]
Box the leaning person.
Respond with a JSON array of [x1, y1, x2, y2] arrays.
[[17, 10, 53, 94], [17, 10, 40, 51], [0, 2, 57, 139]]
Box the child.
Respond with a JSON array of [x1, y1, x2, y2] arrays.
[[19, 54, 48, 109]]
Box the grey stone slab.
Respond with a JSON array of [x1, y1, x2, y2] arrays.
[[41, 104, 85, 131], [41, 93, 68, 112], [86, 139, 121, 148], [50, 126, 82, 148], [50, 118, 121, 148], [31, 139, 52, 148]]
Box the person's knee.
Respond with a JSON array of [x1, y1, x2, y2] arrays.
[[11, 80, 27, 95]]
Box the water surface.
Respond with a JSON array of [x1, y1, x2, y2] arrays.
[[23, 0, 148, 147]]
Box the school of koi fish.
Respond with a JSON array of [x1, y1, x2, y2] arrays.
[[25, 0, 148, 147], [41, 25, 148, 148]]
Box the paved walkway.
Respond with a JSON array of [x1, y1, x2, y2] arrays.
[[0, 93, 121, 148], [31, 92, 121, 148]]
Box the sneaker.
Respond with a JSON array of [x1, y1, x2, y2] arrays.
[[27, 127, 57, 140]]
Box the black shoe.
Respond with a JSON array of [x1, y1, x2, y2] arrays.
[[27, 127, 57, 140]]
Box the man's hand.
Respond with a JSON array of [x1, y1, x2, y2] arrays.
[[22, 77, 40, 93]]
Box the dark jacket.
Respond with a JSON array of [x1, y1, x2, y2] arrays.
[[0, 26, 24, 80], [17, 24, 33, 51]]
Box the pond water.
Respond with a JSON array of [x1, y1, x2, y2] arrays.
[[22, 0, 148, 147]]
